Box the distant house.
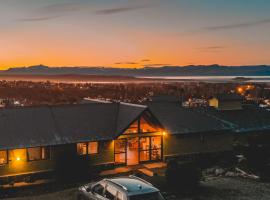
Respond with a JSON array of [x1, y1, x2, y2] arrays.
[[148, 94, 270, 159], [209, 93, 243, 110], [200, 104, 270, 146], [148, 96, 234, 160]]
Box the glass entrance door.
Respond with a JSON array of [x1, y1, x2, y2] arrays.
[[115, 136, 163, 165], [127, 138, 139, 165], [114, 139, 126, 164], [139, 136, 162, 162]]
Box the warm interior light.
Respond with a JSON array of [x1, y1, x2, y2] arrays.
[[162, 131, 167, 136], [237, 87, 243, 93], [16, 157, 21, 161]]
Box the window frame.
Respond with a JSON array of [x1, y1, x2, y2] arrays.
[[27, 146, 51, 162], [77, 141, 99, 156], [139, 136, 163, 162], [114, 139, 127, 164], [0, 150, 8, 166]]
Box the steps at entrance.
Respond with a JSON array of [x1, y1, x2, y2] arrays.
[[137, 168, 155, 177], [100, 167, 132, 176], [99, 162, 167, 177]]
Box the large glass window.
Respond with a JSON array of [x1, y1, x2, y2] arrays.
[[114, 139, 126, 164], [0, 150, 7, 165], [140, 137, 150, 150], [140, 116, 159, 133], [27, 147, 50, 161], [139, 137, 150, 162], [151, 137, 162, 149], [139, 136, 162, 162], [77, 142, 99, 155], [151, 137, 162, 160], [151, 149, 162, 160], [123, 120, 138, 134]]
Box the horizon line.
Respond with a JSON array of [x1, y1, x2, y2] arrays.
[[2, 64, 270, 70]]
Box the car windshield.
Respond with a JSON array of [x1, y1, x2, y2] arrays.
[[129, 192, 165, 200]]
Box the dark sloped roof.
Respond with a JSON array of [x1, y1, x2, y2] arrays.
[[198, 105, 270, 133], [148, 102, 231, 135], [0, 103, 147, 150], [215, 93, 243, 101], [0, 107, 57, 150]]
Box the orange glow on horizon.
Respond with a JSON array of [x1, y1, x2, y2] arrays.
[[1, 27, 269, 70]]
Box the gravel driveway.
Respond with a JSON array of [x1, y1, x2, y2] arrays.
[[3, 177, 270, 200]]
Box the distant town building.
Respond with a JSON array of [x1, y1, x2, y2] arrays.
[[209, 93, 243, 110]]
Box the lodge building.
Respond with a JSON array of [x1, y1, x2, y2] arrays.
[[1, 94, 270, 183], [0, 102, 164, 181]]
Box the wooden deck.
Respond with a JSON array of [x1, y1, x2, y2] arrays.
[[99, 162, 166, 177]]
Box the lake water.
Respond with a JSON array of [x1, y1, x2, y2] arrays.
[[138, 76, 270, 83]]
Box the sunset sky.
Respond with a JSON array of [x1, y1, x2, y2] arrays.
[[1, 0, 270, 69]]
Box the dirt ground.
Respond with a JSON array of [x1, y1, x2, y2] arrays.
[[2, 177, 270, 200]]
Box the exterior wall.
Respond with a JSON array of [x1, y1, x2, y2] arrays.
[[0, 141, 114, 178], [234, 131, 270, 146], [163, 132, 234, 159], [90, 141, 114, 165], [0, 148, 55, 178]]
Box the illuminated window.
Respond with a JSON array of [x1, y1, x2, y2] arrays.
[[88, 142, 98, 154], [0, 150, 7, 165], [139, 136, 162, 162], [139, 137, 150, 162], [114, 139, 126, 164], [9, 149, 27, 162], [77, 143, 87, 155], [151, 137, 162, 149], [123, 120, 138, 134], [27, 147, 50, 161], [151, 137, 162, 160], [140, 116, 159, 133], [77, 142, 99, 155]]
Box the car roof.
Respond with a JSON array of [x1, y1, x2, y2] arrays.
[[107, 176, 159, 196]]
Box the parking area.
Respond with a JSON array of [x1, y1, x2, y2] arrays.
[[3, 176, 270, 200]]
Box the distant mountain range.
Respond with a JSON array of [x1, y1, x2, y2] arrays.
[[3, 64, 270, 76]]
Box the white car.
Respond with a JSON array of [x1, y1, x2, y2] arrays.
[[77, 175, 165, 200]]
